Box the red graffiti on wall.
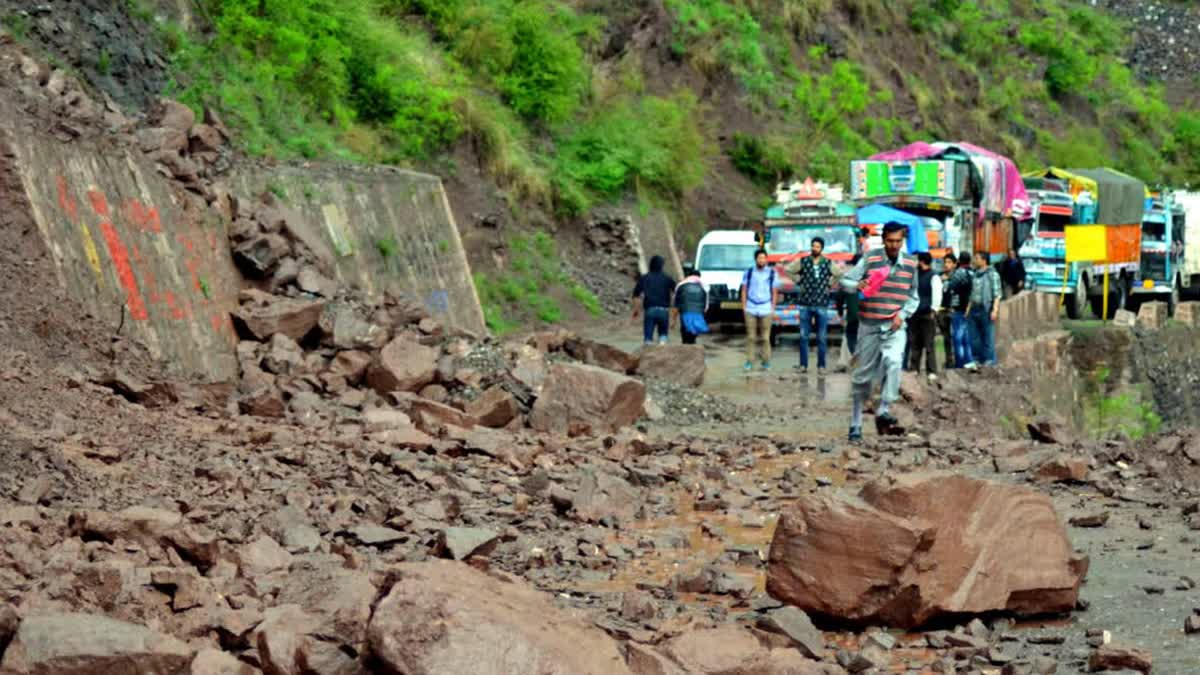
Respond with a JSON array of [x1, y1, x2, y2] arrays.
[[56, 176, 78, 221], [125, 199, 163, 233], [54, 177, 235, 337]]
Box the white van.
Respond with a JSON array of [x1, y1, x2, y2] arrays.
[[692, 230, 760, 321]]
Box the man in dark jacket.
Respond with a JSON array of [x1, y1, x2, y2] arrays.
[[674, 267, 708, 344], [632, 255, 676, 344], [999, 248, 1026, 299], [906, 252, 941, 378]]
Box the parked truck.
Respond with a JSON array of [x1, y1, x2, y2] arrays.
[[761, 177, 857, 340], [1020, 167, 1146, 319], [850, 141, 1031, 263], [1129, 190, 1187, 314]]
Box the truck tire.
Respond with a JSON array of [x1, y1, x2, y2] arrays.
[[1066, 275, 1086, 319], [1089, 275, 1124, 320]]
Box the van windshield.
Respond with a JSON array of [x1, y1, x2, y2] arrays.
[[698, 244, 759, 271]]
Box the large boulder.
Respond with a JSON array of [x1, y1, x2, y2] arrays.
[[529, 363, 646, 435], [366, 560, 632, 675], [636, 344, 705, 387], [1, 612, 192, 674], [235, 290, 325, 341], [766, 473, 1087, 628], [564, 337, 640, 374], [367, 336, 438, 395]]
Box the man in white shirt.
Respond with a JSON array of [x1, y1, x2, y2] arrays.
[[740, 249, 779, 371]]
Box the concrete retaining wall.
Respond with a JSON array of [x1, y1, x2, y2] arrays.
[[996, 291, 1059, 361], [3, 127, 241, 381], [228, 165, 486, 336], [632, 208, 684, 280]]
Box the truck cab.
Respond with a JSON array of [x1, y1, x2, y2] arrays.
[[1130, 192, 1186, 314], [1018, 179, 1085, 315], [762, 178, 856, 336], [692, 229, 760, 323]]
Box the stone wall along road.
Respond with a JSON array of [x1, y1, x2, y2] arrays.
[[229, 164, 486, 336], [2, 121, 241, 381]]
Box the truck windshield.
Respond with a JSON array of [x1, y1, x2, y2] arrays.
[[698, 244, 759, 271], [767, 226, 857, 254], [1037, 212, 1072, 234], [1142, 216, 1166, 242]]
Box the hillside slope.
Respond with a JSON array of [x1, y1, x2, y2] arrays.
[[4, 0, 1198, 333]]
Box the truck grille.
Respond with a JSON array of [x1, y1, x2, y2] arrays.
[[1140, 252, 1167, 281]]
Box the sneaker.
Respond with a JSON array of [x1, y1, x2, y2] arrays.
[[875, 412, 899, 435], [963, 362, 979, 371], [927, 373, 938, 382], [760, 361, 771, 371], [793, 364, 805, 371], [848, 426, 863, 443], [743, 361, 754, 372]]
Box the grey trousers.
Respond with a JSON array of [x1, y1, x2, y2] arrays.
[[851, 321, 907, 404]]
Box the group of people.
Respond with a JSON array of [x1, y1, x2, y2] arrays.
[[631, 222, 1021, 441], [630, 255, 710, 345]]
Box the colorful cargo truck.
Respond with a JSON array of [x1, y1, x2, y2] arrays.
[[761, 178, 857, 338], [1129, 191, 1187, 314], [1020, 167, 1146, 319], [850, 142, 1031, 262]]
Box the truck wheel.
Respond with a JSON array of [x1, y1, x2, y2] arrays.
[[1090, 276, 1124, 320], [1066, 276, 1086, 319]]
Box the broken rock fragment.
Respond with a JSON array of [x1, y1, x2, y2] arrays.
[[766, 473, 1086, 628], [529, 363, 646, 435], [636, 344, 705, 386], [366, 560, 632, 674], [366, 336, 438, 394], [235, 290, 325, 341], [1, 612, 192, 674]]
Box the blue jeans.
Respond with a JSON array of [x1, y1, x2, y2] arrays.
[[799, 306, 828, 369], [643, 307, 670, 343], [950, 311, 971, 368], [967, 306, 996, 365]]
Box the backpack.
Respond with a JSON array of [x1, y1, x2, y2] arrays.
[[743, 267, 775, 304]]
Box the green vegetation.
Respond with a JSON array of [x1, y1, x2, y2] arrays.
[[96, 49, 112, 76], [1085, 367, 1162, 440], [474, 231, 602, 334], [375, 236, 398, 258]]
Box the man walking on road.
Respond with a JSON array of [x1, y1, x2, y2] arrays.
[[787, 237, 834, 373], [937, 254, 958, 369], [841, 222, 919, 442], [942, 252, 973, 368], [998, 248, 1026, 299], [906, 252, 942, 379], [631, 255, 675, 344], [964, 251, 1002, 369], [741, 249, 778, 371]]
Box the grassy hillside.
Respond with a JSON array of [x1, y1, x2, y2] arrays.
[[155, 0, 1198, 331]]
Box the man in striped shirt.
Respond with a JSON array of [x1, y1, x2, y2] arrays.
[[839, 222, 919, 442]]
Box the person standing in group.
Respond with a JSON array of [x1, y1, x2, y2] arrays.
[[674, 266, 708, 345], [787, 237, 834, 373], [998, 248, 1026, 299], [906, 252, 942, 380], [631, 255, 676, 344], [964, 251, 1002, 369], [937, 254, 958, 369], [948, 252, 974, 368], [741, 249, 778, 371], [841, 226, 871, 357], [840, 222, 919, 441]]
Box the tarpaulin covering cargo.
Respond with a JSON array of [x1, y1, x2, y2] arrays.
[[1025, 167, 1151, 223], [869, 142, 1032, 221]]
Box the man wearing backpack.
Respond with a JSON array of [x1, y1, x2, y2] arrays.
[[674, 266, 708, 344], [741, 249, 778, 371]]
